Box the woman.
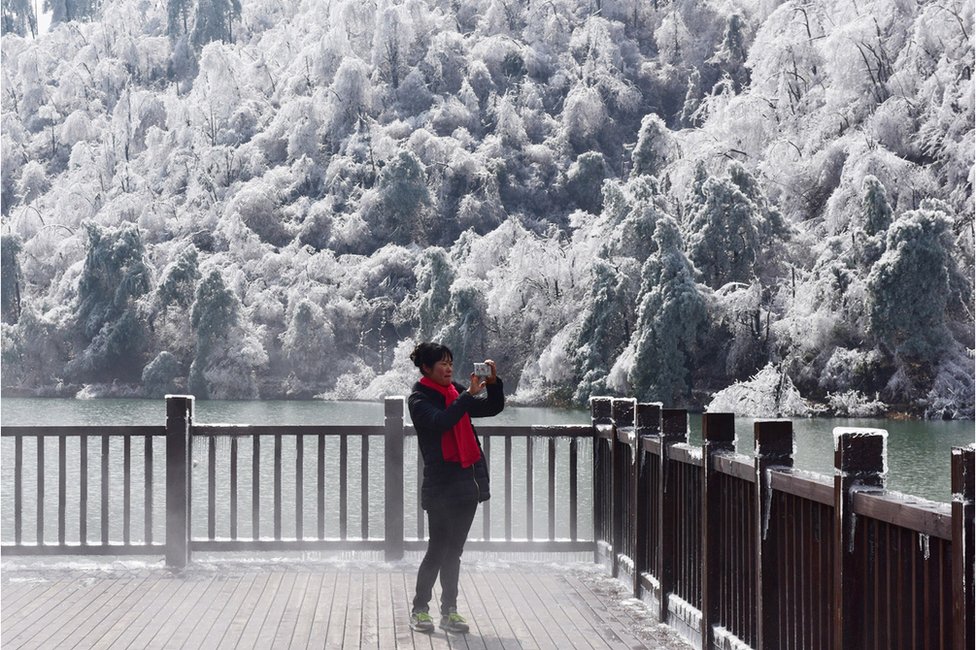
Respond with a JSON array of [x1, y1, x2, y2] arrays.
[[407, 342, 504, 634]]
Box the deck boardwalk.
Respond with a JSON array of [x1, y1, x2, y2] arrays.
[[1, 560, 690, 649]]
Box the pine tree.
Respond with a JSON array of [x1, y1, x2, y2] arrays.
[[68, 224, 152, 382], [1, 235, 22, 324], [188, 270, 239, 398], [192, 0, 241, 47], [416, 248, 455, 340], [628, 217, 708, 403], [569, 257, 633, 403], [867, 208, 954, 367], [1, 0, 36, 37], [631, 113, 675, 178], [686, 177, 762, 288]]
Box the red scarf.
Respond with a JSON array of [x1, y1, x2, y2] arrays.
[[420, 377, 482, 468]]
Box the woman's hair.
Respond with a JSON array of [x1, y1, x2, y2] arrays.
[[410, 342, 453, 371]]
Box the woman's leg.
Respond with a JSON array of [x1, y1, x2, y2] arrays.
[[438, 500, 478, 612], [412, 505, 452, 612]]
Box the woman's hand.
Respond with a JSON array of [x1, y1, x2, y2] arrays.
[[484, 359, 498, 384], [467, 373, 486, 395]]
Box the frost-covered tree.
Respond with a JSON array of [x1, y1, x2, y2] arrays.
[[1, 235, 22, 324], [415, 247, 455, 340], [619, 217, 708, 403], [1, 0, 37, 37], [867, 208, 958, 387], [45, 0, 101, 25], [67, 223, 152, 383], [193, 0, 241, 46], [631, 113, 677, 178], [568, 257, 634, 404], [566, 152, 607, 214], [363, 149, 431, 247], [188, 269, 267, 399], [686, 176, 762, 288], [280, 299, 334, 386]]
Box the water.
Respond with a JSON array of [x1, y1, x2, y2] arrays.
[[1, 398, 971, 548]]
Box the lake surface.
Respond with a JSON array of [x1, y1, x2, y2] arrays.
[[1, 398, 972, 547]]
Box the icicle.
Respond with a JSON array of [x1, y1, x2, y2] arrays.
[[918, 533, 931, 561]]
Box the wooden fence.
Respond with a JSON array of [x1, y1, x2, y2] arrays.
[[1, 395, 592, 565], [590, 396, 975, 650], [2, 394, 973, 649]]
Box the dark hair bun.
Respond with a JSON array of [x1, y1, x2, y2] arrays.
[[411, 342, 453, 370]]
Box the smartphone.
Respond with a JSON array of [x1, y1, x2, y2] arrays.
[[473, 362, 490, 378]]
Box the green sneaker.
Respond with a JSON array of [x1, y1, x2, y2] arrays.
[[439, 608, 470, 634], [410, 610, 434, 633]]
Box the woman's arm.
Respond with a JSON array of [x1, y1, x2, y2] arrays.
[[468, 379, 505, 418], [408, 390, 476, 432]]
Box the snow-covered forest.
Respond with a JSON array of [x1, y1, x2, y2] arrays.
[[1, 0, 973, 417]]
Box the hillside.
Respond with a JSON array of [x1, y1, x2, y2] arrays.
[[1, 0, 973, 416]]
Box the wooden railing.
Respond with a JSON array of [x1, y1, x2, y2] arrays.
[[1, 395, 593, 565], [590, 396, 975, 650], [2, 394, 972, 649]]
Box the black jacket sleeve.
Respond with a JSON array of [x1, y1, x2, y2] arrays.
[[408, 389, 478, 433], [466, 379, 505, 418]]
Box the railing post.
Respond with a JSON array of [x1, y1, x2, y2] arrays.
[[701, 412, 735, 650], [754, 420, 794, 650], [611, 398, 636, 581], [833, 428, 886, 650], [634, 402, 662, 601], [952, 445, 974, 650], [658, 408, 688, 625], [384, 397, 405, 561], [591, 397, 613, 564], [165, 395, 193, 570]]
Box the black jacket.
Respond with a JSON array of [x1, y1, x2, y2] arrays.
[[408, 379, 505, 510]]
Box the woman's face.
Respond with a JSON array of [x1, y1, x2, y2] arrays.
[[424, 355, 454, 387]]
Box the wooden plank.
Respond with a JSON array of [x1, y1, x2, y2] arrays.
[[1, 578, 82, 639], [1, 426, 163, 437], [254, 572, 300, 647], [523, 570, 598, 650], [123, 575, 200, 648], [283, 570, 323, 648], [457, 570, 505, 650], [217, 571, 272, 648], [360, 571, 379, 649], [145, 435, 153, 545], [852, 490, 952, 540], [274, 572, 312, 646], [164, 573, 230, 647], [306, 571, 339, 649], [493, 564, 559, 649], [233, 571, 285, 648], [143, 574, 218, 648], [566, 570, 649, 649], [61, 577, 150, 648], [87, 576, 172, 649], [16, 576, 131, 649], [274, 435, 283, 540], [479, 570, 528, 650], [102, 575, 184, 648], [341, 570, 365, 649], [374, 570, 397, 650], [192, 425, 387, 437], [391, 569, 418, 650], [195, 571, 260, 649], [324, 570, 351, 649], [37, 434, 45, 544], [362, 436, 370, 540], [58, 436, 66, 544]]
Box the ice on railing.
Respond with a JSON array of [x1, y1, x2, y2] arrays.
[[714, 626, 753, 650], [918, 533, 931, 561]]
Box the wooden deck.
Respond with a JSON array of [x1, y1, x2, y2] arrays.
[[1, 559, 689, 649]]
